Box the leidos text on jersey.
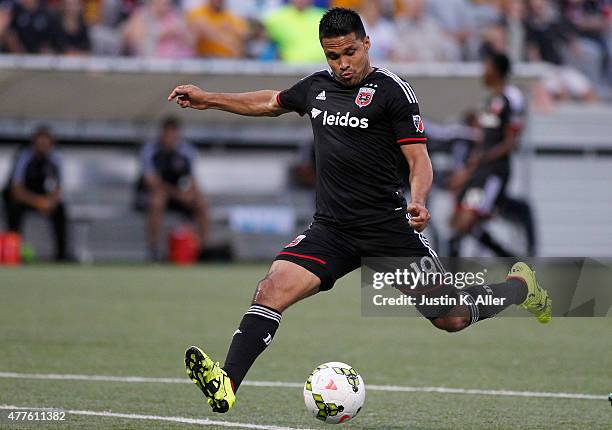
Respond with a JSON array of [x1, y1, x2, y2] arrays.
[[322, 111, 369, 129]]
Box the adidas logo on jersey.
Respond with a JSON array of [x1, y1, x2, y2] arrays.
[[322, 111, 369, 129], [316, 90, 326, 100]]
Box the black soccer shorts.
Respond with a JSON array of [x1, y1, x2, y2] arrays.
[[456, 168, 510, 217], [274, 216, 459, 318]]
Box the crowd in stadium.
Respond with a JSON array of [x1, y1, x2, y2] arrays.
[[0, 0, 610, 100]]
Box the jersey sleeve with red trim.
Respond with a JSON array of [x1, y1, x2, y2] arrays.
[[386, 82, 427, 146], [277, 75, 315, 117]]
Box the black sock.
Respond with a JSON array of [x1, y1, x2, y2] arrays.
[[222, 304, 281, 391], [459, 278, 527, 325]]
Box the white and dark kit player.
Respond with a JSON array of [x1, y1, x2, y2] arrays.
[[167, 7, 551, 416]]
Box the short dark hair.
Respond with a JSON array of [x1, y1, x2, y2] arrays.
[[161, 116, 181, 130], [488, 52, 511, 79], [319, 8, 366, 41], [32, 125, 53, 140]]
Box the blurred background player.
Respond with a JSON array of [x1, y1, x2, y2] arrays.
[[448, 52, 531, 257], [2, 126, 69, 261], [136, 117, 209, 261]]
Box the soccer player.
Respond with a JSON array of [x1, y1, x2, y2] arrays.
[[2, 126, 68, 261], [136, 117, 209, 261], [448, 53, 529, 257], [168, 8, 551, 413]]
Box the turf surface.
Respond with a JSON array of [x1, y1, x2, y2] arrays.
[[1, 265, 610, 429]]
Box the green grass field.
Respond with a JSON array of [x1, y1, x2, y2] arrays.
[[1, 265, 610, 429]]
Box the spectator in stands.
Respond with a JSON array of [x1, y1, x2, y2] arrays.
[[2, 126, 69, 261], [525, 0, 571, 65], [264, 0, 326, 63], [245, 18, 278, 61], [136, 117, 209, 261], [4, 0, 54, 53], [525, 0, 597, 101], [331, 0, 365, 8], [81, 0, 135, 56], [51, 0, 91, 55], [427, 0, 477, 60], [391, 0, 461, 62], [121, 0, 194, 59], [561, 0, 611, 83], [498, 0, 527, 63], [187, 0, 248, 58], [192, 0, 283, 20], [0, 2, 12, 51], [359, 0, 395, 61]]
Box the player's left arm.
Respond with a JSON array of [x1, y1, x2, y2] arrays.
[[401, 144, 432, 232], [480, 126, 521, 163], [387, 82, 432, 232]]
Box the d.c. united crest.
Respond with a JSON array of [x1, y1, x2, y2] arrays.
[[413, 115, 424, 133], [355, 87, 375, 107]]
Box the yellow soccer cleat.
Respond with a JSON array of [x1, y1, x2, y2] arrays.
[[507, 262, 552, 323], [185, 346, 236, 413]]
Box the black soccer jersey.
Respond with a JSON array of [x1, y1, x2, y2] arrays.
[[478, 85, 526, 173], [278, 67, 427, 228], [141, 141, 196, 188], [7, 148, 61, 195]]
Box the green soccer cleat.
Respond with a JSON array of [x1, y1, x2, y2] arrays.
[[507, 262, 552, 323], [185, 346, 235, 413]]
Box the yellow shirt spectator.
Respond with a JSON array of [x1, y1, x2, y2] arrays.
[[330, 0, 364, 9], [187, 3, 248, 58], [264, 4, 326, 63]]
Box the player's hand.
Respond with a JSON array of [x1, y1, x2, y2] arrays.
[[168, 84, 208, 110], [407, 202, 430, 232], [35, 197, 56, 215]]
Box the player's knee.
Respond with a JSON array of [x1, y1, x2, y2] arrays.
[[431, 315, 469, 333], [252, 272, 305, 311], [253, 276, 287, 306]]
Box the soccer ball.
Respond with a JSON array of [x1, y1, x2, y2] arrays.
[[303, 362, 365, 424]]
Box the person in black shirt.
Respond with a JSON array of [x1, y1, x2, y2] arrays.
[[137, 117, 209, 261], [448, 53, 528, 257], [5, 0, 54, 54], [3, 126, 68, 261], [167, 8, 551, 414], [51, 0, 91, 55]]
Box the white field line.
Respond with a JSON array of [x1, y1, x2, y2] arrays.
[[0, 405, 313, 430], [0, 371, 605, 401]]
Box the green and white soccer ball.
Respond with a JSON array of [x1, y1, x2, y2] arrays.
[[303, 362, 365, 424]]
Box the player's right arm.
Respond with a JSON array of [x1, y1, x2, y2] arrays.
[[168, 85, 288, 117], [10, 183, 55, 213]]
